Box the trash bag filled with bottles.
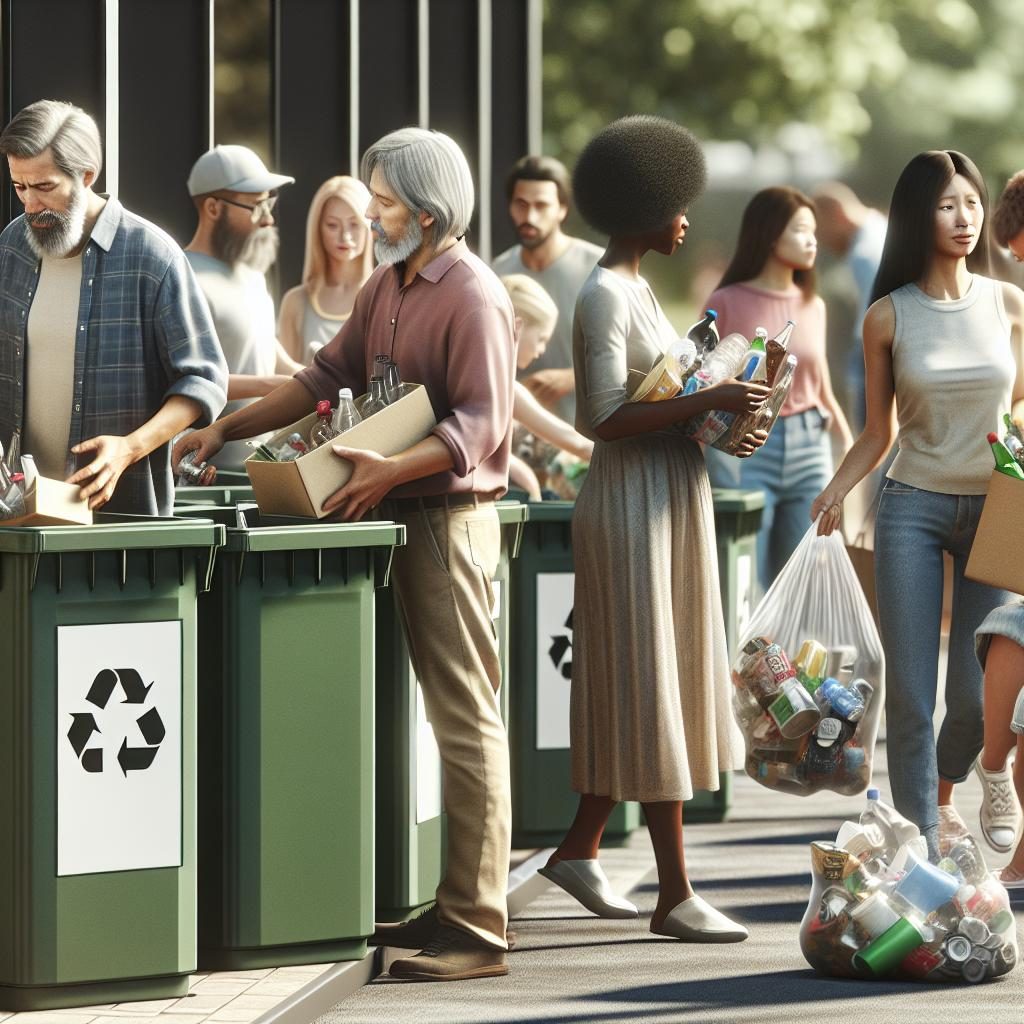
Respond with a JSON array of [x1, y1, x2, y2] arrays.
[[731, 522, 884, 796], [801, 789, 1019, 983]]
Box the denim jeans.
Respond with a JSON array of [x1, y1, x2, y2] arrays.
[[874, 479, 1012, 860], [706, 408, 832, 593]]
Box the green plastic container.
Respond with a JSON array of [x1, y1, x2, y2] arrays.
[[508, 489, 765, 841], [173, 469, 253, 508], [0, 514, 223, 1011], [375, 502, 528, 921], [508, 501, 640, 847], [177, 506, 404, 969]]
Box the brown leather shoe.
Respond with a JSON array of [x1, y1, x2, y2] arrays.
[[388, 926, 508, 981], [371, 904, 516, 949]]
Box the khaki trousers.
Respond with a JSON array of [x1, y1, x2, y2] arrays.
[[386, 499, 511, 949]]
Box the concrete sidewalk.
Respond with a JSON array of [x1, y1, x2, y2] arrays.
[[317, 741, 1023, 1024]]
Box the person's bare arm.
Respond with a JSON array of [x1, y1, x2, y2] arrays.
[[227, 373, 296, 400], [276, 287, 305, 364], [514, 382, 593, 461], [1002, 282, 1024, 426], [811, 297, 899, 534]]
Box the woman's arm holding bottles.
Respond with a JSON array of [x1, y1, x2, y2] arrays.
[[811, 297, 898, 535], [1001, 281, 1024, 426]]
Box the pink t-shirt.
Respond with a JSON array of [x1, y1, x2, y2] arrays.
[[704, 282, 827, 418]]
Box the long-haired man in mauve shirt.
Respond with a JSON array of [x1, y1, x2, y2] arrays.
[[176, 128, 516, 982]]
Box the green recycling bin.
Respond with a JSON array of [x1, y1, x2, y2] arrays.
[[0, 514, 223, 1011], [509, 501, 640, 847], [508, 490, 765, 842], [375, 501, 528, 921], [176, 506, 404, 969], [173, 469, 253, 508]]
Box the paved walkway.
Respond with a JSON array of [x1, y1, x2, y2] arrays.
[[318, 741, 1023, 1024]]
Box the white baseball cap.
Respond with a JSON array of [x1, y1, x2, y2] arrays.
[[187, 144, 294, 196]]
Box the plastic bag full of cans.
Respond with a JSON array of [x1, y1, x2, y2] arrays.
[[800, 790, 1019, 983], [732, 522, 885, 796]]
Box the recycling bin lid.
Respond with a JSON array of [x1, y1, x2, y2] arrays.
[[496, 501, 530, 526], [710, 488, 766, 513], [176, 504, 405, 553], [0, 511, 224, 554], [522, 499, 575, 522]]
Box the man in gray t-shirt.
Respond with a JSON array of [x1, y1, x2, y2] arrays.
[[491, 155, 602, 423], [185, 145, 304, 467]]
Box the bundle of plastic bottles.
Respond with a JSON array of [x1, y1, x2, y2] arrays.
[[801, 789, 1019, 983], [731, 524, 885, 796]]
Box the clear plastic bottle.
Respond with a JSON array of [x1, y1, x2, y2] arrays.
[[383, 360, 404, 402], [333, 387, 363, 434], [682, 331, 751, 394], [19, 453, 38, 492], [685, 309, 719, 357], [176, 450, 217, 486], [860, 788, 922, 859], [274, 432, 308, 461], [360, 376, 391, 418], [309, 400, 338, 448], [740, 328, 769, 382]]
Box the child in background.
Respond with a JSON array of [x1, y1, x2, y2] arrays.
[[501, 274, 594, 498]]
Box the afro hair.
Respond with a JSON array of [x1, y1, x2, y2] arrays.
[[572, 115, 706, 237]]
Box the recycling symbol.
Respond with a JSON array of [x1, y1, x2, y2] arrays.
[[66, 668, 166, 776], [548, 608, 574, 680]]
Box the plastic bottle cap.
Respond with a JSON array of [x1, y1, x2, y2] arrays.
[[339, 388, 353, 399], [705, 308, 717, 319], [987, 432, 998, 443], [867, 788, 880, 800], [316, 400, 331, 415]]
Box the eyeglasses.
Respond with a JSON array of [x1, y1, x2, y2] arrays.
[[214, 194, 278, 223]]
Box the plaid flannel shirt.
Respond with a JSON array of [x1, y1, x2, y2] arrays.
[[0, 197, 227, 515]]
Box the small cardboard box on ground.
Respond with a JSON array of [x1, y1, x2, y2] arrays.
[[966, 469, 1024, 596], [2, 476, 93, 527], [245, 383, 436, 518]]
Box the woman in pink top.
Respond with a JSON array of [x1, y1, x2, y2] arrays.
[[705, 186, 853, 590]]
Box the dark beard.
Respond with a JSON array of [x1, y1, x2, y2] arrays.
[[212, 218, 279, 273], [515, 223, 551, 251]]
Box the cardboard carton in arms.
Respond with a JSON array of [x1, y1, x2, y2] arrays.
[[966, 469, 1024, 596], [245, 383, 437, 518], [1, 476, 93, 527]]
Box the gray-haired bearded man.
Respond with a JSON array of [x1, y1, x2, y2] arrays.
[[175, 127, 516, 981], [0, 99, 227, 514]]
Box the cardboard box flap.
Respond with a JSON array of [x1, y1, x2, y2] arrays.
[[2, 475, 93, 528]]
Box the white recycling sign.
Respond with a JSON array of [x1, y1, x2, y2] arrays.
[[535, 572, 574, 751], [56, 621, 183, 877]]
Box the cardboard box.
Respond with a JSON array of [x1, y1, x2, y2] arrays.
[[245, 383, 437, 518], [2, 475, 93, 527], [966, 469, 1024, 596]]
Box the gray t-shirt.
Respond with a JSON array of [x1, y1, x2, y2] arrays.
[[492, 236, 602, 422], [186, 251, 277, 468]]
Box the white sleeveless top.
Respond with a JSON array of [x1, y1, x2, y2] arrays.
[[300, 293, 346, 364], [888, 276, 1015, 495]]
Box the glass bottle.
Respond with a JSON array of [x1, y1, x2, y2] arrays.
[[309, 400, 338, 448], [360, 376, 391, 418]]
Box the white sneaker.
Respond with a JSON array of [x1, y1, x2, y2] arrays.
[[975, 758, 1022, 854]]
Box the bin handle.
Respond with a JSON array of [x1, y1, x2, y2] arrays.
[[373, 545, 396, 590], [506, 520, 525, 560], [199, 543, 218, 594]]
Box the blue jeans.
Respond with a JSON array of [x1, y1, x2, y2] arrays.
[[874, 479, 1012, 860], [706, 409, 832, 593]]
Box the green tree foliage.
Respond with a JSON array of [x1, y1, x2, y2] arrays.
[[544, 0, 1024, 189]]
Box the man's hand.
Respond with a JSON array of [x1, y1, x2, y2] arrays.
[[322, 445, 400, 521], [67, 435, 140, 510], [172, 424, 227, 469], [522, 367, 575, 408]]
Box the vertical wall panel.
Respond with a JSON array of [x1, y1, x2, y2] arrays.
[[118, 0, 211, 247], [357, 0, 420, 159], [490, 0, 530, 259], [428, 0, 480, 247], [273, 0, 354, 292], [1, 0, 107, 226]]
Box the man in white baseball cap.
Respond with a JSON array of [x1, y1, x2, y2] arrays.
[[185, 145, 302, 469]]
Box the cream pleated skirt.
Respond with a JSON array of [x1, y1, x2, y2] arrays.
[[570, 431, 744, 803]]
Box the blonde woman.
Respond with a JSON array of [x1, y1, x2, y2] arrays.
[[502, 274, 594, 497], [278, 175, 374, 364]]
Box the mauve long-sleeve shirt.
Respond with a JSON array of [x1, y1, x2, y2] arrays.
[[295, 239, 516, 499]]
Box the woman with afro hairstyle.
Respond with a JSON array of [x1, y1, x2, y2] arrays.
[[537, 116, 770, 942], [704, 186, 853, 592], [813, 151, 1024, 861]]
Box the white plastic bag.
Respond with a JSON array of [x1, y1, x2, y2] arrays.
[[731, 521, 885, 795]]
